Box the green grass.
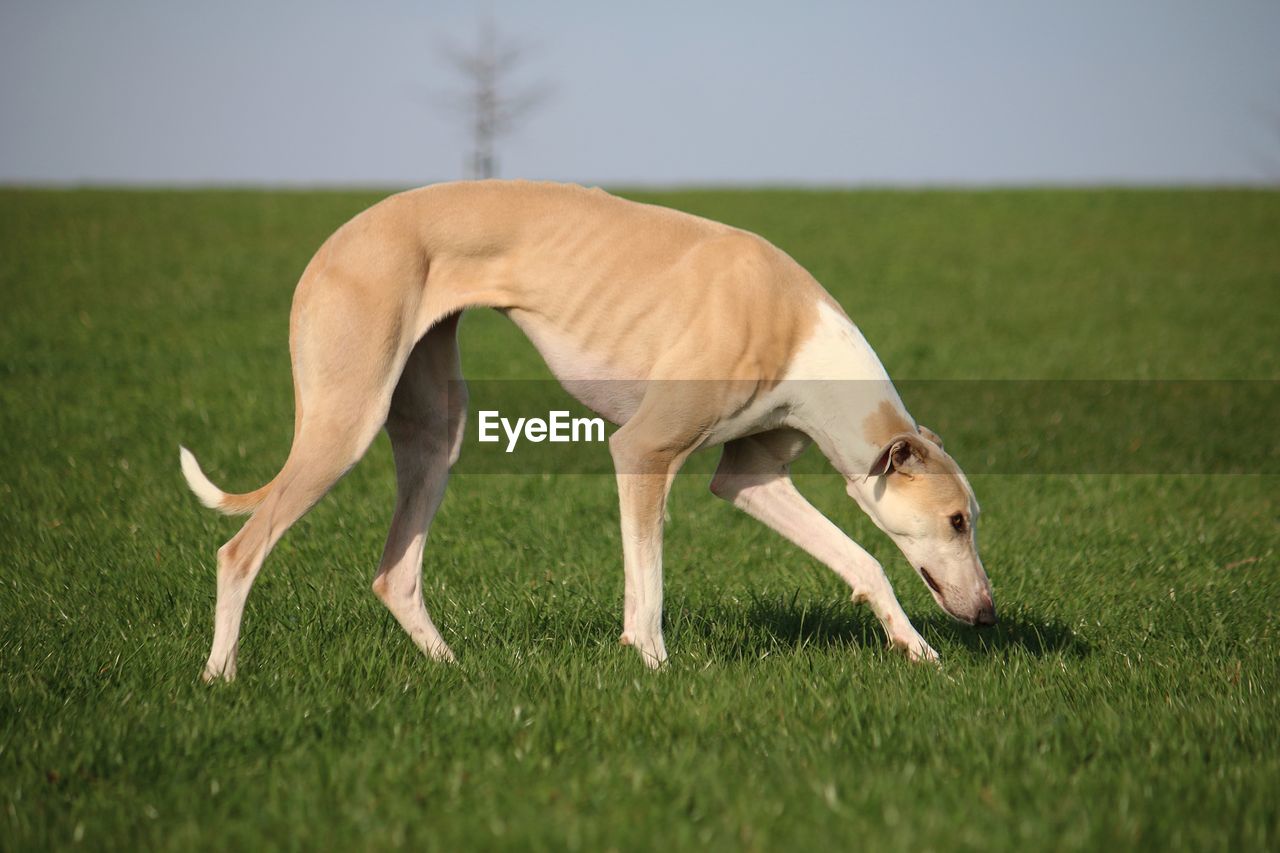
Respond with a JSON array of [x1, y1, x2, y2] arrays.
[[1, 187, 1277, 851]]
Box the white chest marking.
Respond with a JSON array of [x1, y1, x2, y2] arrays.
[[779, 302, 909, 473]]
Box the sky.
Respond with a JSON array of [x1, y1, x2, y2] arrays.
[[2, 0, 1278, 187]]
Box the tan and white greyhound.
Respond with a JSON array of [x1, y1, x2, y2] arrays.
[[180, 180, 995, 681]]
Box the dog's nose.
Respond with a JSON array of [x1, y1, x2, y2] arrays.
[[973, 596, 997, 627]]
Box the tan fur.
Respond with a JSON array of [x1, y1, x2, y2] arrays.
[[367, 181, 821, 382], [861, 404, 966, 511], [182, 180, 990, 680], [205, 182, 826, 506], [862, 399, 916, 447], [889, 453, 970, 513]]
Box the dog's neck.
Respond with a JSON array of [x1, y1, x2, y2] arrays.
[[782, 302, 916, 481]]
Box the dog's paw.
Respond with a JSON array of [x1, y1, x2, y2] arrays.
[[892, 633, 940, 665], [201, 653, 238, 683], [427, 643, 457, 664], [620, 632, 668, 669], [201, 665, 236, 684]]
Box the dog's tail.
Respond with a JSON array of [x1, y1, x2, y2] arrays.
[[179, 446, 275, 516]]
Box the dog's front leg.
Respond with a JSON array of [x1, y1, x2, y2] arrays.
[[613, 469, 669, 667], [609, 422, 693, 669], [711, 434, 939, 663]]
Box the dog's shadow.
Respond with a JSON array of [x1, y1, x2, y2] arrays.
[[675, 594, 1088, 661], [915, 609, 1088, 659]]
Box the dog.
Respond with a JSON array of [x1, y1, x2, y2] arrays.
[[180, 180, 995, 681]]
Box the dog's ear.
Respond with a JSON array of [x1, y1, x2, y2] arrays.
[[918, 425, 943, 449], [869, 433, 929, 478]]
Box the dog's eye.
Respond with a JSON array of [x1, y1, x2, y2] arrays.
[[949, 513, 967, 533]]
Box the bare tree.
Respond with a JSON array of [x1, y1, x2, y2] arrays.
[[438, 18, 553, 179]]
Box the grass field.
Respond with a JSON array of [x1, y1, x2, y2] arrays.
[[1, 187, 1277, 851]]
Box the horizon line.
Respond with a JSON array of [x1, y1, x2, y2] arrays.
[[2, 176, 1278, 192]]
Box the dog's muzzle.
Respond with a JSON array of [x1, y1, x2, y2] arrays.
[[973, 592, 997, 627]]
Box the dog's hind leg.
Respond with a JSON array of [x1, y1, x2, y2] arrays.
[[203, 409, 393, 682], [371, 314, 467, 663], [202, 283, 416, 682]]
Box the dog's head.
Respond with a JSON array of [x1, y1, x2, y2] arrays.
[[848, 426, 996, 626]]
